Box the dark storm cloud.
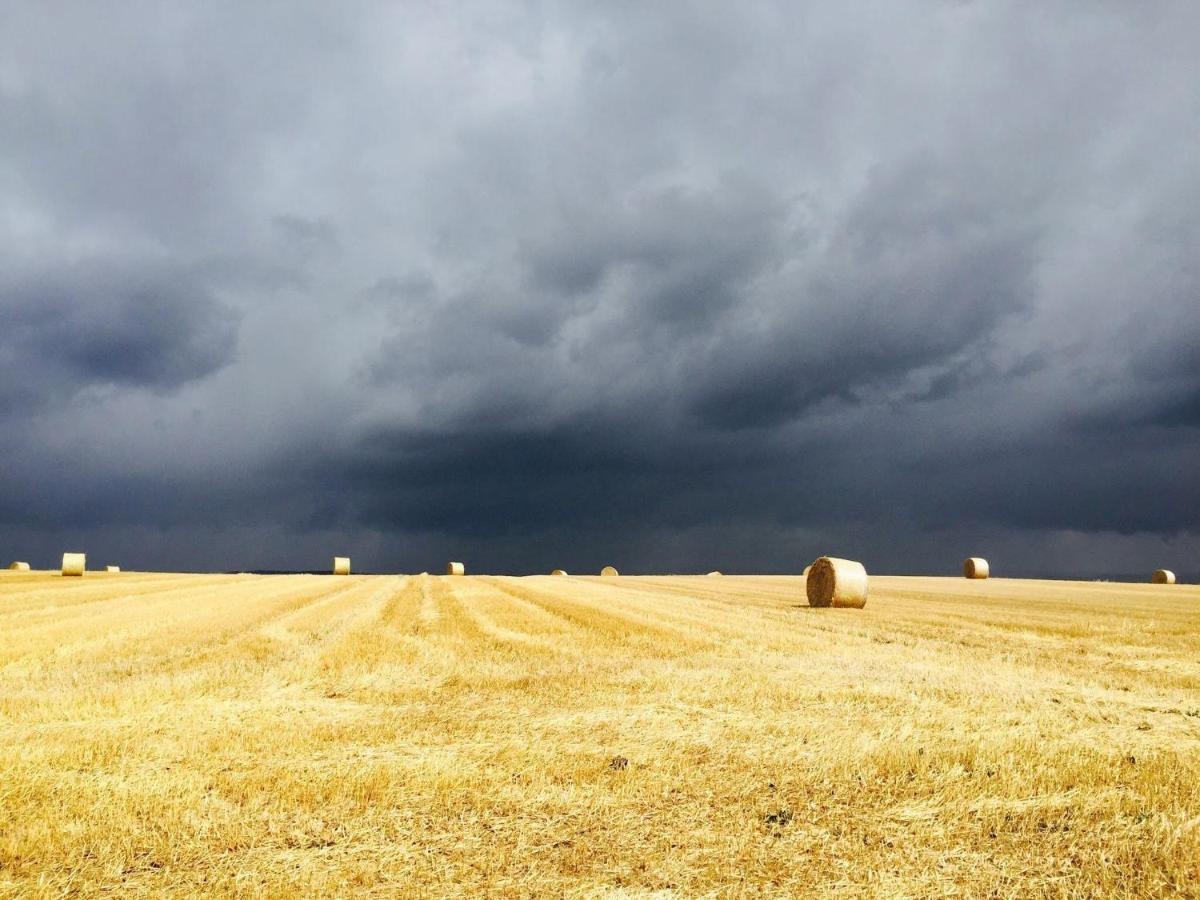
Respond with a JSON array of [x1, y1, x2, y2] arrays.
[[1149, 392, 1200, 429], [326, 418, 794, 537], [1, 1, 1199, 575], [0, 259, 238, 414], [517, 178, 788, 329], [687, 160, 1041, 429]]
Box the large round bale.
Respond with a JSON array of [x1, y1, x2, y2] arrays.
[[447, 561, 465, 576], [551, 569, 568, 576], [707, 571, 722, 576], [1152, 569, 1176, 585], [61, 553, 86, 577], [600, 566, 619, 576], [963, 557, 990, 579], [333, 556, 351, 576], [8, 561, 30, 571], [806, 556, 868, 609], [104, 565, 120, 573]]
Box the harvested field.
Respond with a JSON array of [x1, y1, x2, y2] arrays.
[[1, 571, 1198, 896]]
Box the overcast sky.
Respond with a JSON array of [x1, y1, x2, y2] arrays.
[[2, 2, 1198, 576]]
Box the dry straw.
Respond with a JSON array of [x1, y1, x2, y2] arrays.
[[447, 562, 465, 576], [806, 556, 868, 609], [600, 566, 619, 577], [1152, 569, 1176, 585], [333, 557, 351, 576], [61, 553, 86, 577], [8, 561, 31, 571], [964, 557, 990, 579], [707, 571, 722, 576], [104, 566, 120, 573], [551, 569, 568, 576]]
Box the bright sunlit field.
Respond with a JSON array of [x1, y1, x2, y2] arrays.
[[1, 571, 1197, 897]]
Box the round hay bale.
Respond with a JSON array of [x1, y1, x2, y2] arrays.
[[803, 564, 812, 578], [7, 561, 30, 571], [1152, 569, 1176, 585], [963, 557, 990, 579], [600, 566, 619, 577], [447, 561, 465, 576], [333, 556, 351, 576], [551, 569, 568, 576], [61, 552, 86, 577], [806, 556, 868, 609], [707, 571, 722, 576], [104, 565, 120, 573]]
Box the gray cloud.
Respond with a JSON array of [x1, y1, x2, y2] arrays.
[[0, 259, 238, 413], [0, 1, 1198, 577]]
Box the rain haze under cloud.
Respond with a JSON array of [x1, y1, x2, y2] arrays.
[[2, 1, 1198, 577]]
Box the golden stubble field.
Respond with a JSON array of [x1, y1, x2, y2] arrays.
[[0, 571, 1197, 897]]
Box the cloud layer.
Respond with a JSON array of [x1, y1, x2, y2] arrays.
[[1, 1, 1198, 576]]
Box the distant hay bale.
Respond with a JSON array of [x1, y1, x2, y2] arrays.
[[447, 561, 465, 576], [707, 571, 722, 576], [963, 557, 990, 579], [333, 556, 351, 576], [8, 561, 30, 571], [551, 569, 568, 576], [104, 565, 120, 573], [600, 566, 619, 577], [1152, 569, 1176, 585], [806, 556, 868, 609], [61, 553, 86, 577]]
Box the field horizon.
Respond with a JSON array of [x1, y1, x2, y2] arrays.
[[2, 572, 1197, 896], [7, 567, 1196, 584]]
